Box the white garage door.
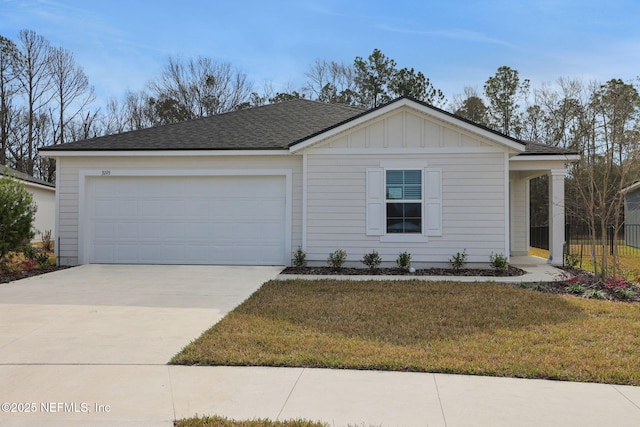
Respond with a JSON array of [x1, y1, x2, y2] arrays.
[[85, 175, 287, 265]]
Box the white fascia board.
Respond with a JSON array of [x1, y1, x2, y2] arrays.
[[23, 181, 56, 191], [289, 98, 527, 153], [622, 181, 640, 194], [38, 149, 291, 157], [509, 154, 580, 172], [510, 154, 580, 162]]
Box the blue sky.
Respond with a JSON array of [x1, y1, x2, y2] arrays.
[[1, 0, 639, 108]]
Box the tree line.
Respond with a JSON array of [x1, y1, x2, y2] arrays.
[[2, 29, 639, 278]]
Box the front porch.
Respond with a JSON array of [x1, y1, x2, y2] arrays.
[[509, 150, 579, 266]]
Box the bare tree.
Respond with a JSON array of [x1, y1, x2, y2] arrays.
[[15, 30, 53, 175], [0, 35, 22, 166], [47, 46, 95, 145], [566, 79, 640, 279], [303, 58, 357, 104], [148, 56, 253, 123]]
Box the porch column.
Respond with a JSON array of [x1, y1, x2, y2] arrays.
[[509, 177, 530, 256], [549, 169, 566, 265]]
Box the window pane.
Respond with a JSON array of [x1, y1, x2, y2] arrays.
[[387, 218, 404, 233], [387, 203, 403, 217], [386, 170, 422, 200], [404, 170, 421, 184], [404, 203, 421, 217], [405, 218, 422, 232], [386, 202, 422, 233], [404, 185, 421, 200]]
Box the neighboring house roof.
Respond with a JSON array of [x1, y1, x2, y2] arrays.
[[39, 96, 575, 157], [622, 181, 640, 194], [0, 164, 55, 189]]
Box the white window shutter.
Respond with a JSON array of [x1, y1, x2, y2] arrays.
[[424, 168, 442, 236], [366, 168, 384, 236]]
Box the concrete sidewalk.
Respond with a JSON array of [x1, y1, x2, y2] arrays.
[[1, 366, 639, 426]]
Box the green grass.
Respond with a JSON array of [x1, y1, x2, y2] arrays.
[[172, 279, 640, 386]]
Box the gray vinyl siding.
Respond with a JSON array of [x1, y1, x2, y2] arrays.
[[626, 189, 640, 248]]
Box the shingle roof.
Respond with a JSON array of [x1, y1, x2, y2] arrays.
[[42, 99, 365, 151], [0, 165, 55, 188], [39, 96, 578, 157], [522, 141, 580, 156]]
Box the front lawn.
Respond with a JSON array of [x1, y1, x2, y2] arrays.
[[175, 416, 328, 427], [172, 279, 640, 386]]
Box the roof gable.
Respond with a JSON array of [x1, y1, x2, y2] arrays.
[[288, 97, 528, 153]]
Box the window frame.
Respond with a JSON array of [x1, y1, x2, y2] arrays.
[[366, 162, 441, 243], [384, 169, 423, 235]]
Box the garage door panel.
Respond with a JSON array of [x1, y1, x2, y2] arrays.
[[86, 175, 286, 265]]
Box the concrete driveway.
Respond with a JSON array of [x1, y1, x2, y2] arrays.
[[0, 265, 281, 426]]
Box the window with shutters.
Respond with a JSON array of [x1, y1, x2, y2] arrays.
[[366, 165, 441, 241], [385, 170, 422, 233]]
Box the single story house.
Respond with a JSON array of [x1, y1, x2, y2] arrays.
[[1, 164, 56, 243], [622, 181, 640, 248], [40, 97, 579, 267]]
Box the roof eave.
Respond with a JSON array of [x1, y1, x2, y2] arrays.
[[39, 148, 291, 157], [510, 153, 581, 162]]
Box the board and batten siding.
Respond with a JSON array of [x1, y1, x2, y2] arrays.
[[55, 155, 303, 266], [304, 152, 507, 266]]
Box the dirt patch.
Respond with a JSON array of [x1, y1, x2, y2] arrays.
[[0, 266, 72, 285]]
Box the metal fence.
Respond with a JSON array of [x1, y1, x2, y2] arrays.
[[530, 223, 640, 256]]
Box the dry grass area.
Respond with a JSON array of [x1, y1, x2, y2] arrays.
[[529, 247, 640, 282], [172, 279, 640, 386], [175, 416, 327, 427]]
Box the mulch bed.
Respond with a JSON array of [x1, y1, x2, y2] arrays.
[[525, 267, 640, 303], [281, 265, 526, 276], [0, 266, 72, 285], [281, 265, 640, 303]]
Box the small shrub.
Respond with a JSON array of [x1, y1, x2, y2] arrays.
[[361, 250, 382, 269], [396, 251, 412, 269], [532, 283, 548, 292], [564, 252, 580, 268], [327, 249, 347, 269], [20, 258, 37, 271], [449, 249, 467, 271], [586, 289, 607, 300], [567, 283, 586, 295], [40, 229, 52, 252], [292, 247, 307, 267], [617, 288, 636, 300], [35, 252, 51, 268], [0, 174, 37, 258], [489, 252, 508, 273], [22, 245, 38, 260]]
